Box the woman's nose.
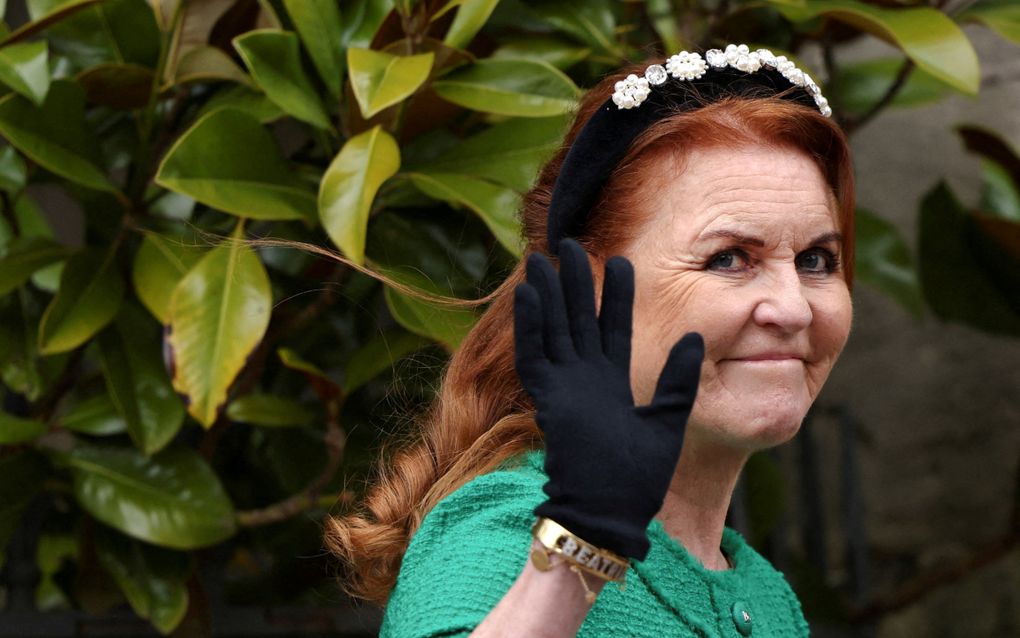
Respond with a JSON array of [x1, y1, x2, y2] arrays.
[[751, 267, 813, 333]]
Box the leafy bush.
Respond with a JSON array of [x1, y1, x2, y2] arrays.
[[0, 0, 1017, 634]]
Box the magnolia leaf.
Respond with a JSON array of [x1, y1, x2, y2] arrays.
[[0, 144, 27, 192], [59, 393, 126, 435], [76, 63, 154, 109], [0, 412, 47, 444], [441, 0, 500, 49], [980, 160, 1020, 221], [233, 29, 331, 129], [160, 0, 235, 81], [855, 208, 923, 317], [0, 40, 49, 105], [1, 0, 102, 46], [348, 48, 434, 119], [418, 115, 568, 192], [490, 36, 590, 70], [959, 0, 1020, 47], [226, 393, 315, 427], [167, 234, 272, 427], [408, 172, 524, 256], [0, 80, 118, 195], [433, 58, 579, 117], [96, 527, 190, 635], [775, 0, 979, 95], [319, 126, 400, 265], [38, 248, 124, 355], [156, 108, 316, 221], [67, 443, 237, 549], [384, 286, 476, 351], [98, 306, 185, 455], [531, 0, 621, 58], [172, 46, 252, 87], [195, 86, 284, 123], [919, 181, 1020, 335], [132, 232, 205, 324], [0, 237, 70, 295], [282, 0, 344, 99], [828, 57, 951, 116]]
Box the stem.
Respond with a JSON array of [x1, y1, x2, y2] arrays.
[[844, 58, 915, 135]]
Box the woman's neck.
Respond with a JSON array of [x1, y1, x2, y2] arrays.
[[654, 430, 750, 571]]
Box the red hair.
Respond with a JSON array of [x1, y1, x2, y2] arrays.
[[325, 63, 855, 605]]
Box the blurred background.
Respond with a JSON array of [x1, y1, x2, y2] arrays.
[[0, 0, 1017, 636]]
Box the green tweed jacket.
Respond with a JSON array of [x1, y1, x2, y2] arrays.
[[380, 449, 810, 638]]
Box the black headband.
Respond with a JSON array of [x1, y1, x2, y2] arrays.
[[546, 49, 826, 257]]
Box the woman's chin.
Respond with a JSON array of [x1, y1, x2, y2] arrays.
[[693, 394, 811, 450]]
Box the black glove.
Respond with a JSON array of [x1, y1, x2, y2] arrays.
[[514, 238, 704, 561]]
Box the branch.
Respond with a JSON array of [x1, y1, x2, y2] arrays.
[[235, 410, 347, 527], [844, 58, 916, 135]]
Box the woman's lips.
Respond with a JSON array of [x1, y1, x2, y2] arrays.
[[723, 353, 806, 362]]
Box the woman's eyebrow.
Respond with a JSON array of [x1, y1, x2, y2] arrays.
[[697, 229, 765, 246], [810, 231, 843, 246]]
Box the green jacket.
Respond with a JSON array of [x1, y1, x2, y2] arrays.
[[381, 449, 809, 637]]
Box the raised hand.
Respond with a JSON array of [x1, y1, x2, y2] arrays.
[[513, 238, 704, 561]]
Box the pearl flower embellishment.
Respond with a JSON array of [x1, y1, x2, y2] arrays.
[[610, 43, 831, 118]]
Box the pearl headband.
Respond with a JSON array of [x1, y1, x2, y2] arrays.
[[546, 44, 832, 257], [611, 44, 831, 117]]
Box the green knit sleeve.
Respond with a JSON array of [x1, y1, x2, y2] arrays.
[[379, 452, 546, 638]]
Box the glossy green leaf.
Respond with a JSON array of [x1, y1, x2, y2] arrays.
[[59, 393, 126, 435], [0, 80, 118, 194], [980, 160, 1020, 221], [172, 46, 252, 87], [233, 29, 331, 129], [433, 58, 579, 117], [408, 172, 523, 256], [828, 57, 951, 116], [34, 532, 76, 610], [854, 208, 923, 317], [490, 36, 590, 70], [531, 0, 621, 58], [156, 108, 316, 221], [0, 411, 47, 443], [76, 63, 154, 109], [160, 0, 235, 82], [0, 237, 70, 295], [348, 48, 434, 119], [226, 393, 315, 427], [419, 116, 567, 192], [775, 0, 979, 95], [2, 0, 102, 46], [277, 347, 342, 402], [195, 86, 285, 123], [98, 306, 185, 455], [0, 40, 49, 105], [132, 232, 205, 324], [27, 0, 159, 69], [384, 286, 477, 351], [167, 234, 271, 427], [0, 144, 27, 192], [283, 0, 344, 99], [344, 329, 428, 392], [340, 0, 390, 49], [0, 293, 45, 400], [0, 452, 46, 568], [956, 125, 1020, 202], [67, 444, 237, 549], [319, 126, 400, 265], [959, 0, 1020, 46], [440, 0, 500, 49], [919, 181, 1020, 335], [38, 248, 124, 355], [96, 527, 190, 634]]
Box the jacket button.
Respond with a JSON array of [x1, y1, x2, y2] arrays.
[[731, 601, 753, 636]]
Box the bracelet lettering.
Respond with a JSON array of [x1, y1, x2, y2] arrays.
[[531, 517, 630, 583]]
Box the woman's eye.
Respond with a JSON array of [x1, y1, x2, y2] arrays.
[[706, 250, 749, 272], [796, 248, 839, 274]]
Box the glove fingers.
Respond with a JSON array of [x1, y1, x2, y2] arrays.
[[557, 238, 601, 358], [526, 251, 575, 361], [650, 332, 704, 417], [513, 282, 553, 396], [598, 255, 634, 373]]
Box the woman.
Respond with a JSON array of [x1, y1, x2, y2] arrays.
[[327, 44, 855, 637]]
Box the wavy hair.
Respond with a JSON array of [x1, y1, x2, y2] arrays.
[[324, 62, 856, 605]]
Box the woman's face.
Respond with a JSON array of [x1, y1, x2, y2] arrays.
[[618, 143, 852, 451]]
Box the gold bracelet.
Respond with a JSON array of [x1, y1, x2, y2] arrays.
[[530, 517, 630, 584]]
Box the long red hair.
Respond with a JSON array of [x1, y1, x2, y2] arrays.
[[324, 63, 856, 605]]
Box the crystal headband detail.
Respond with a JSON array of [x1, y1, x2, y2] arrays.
[[611, 43, 831, 118]]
